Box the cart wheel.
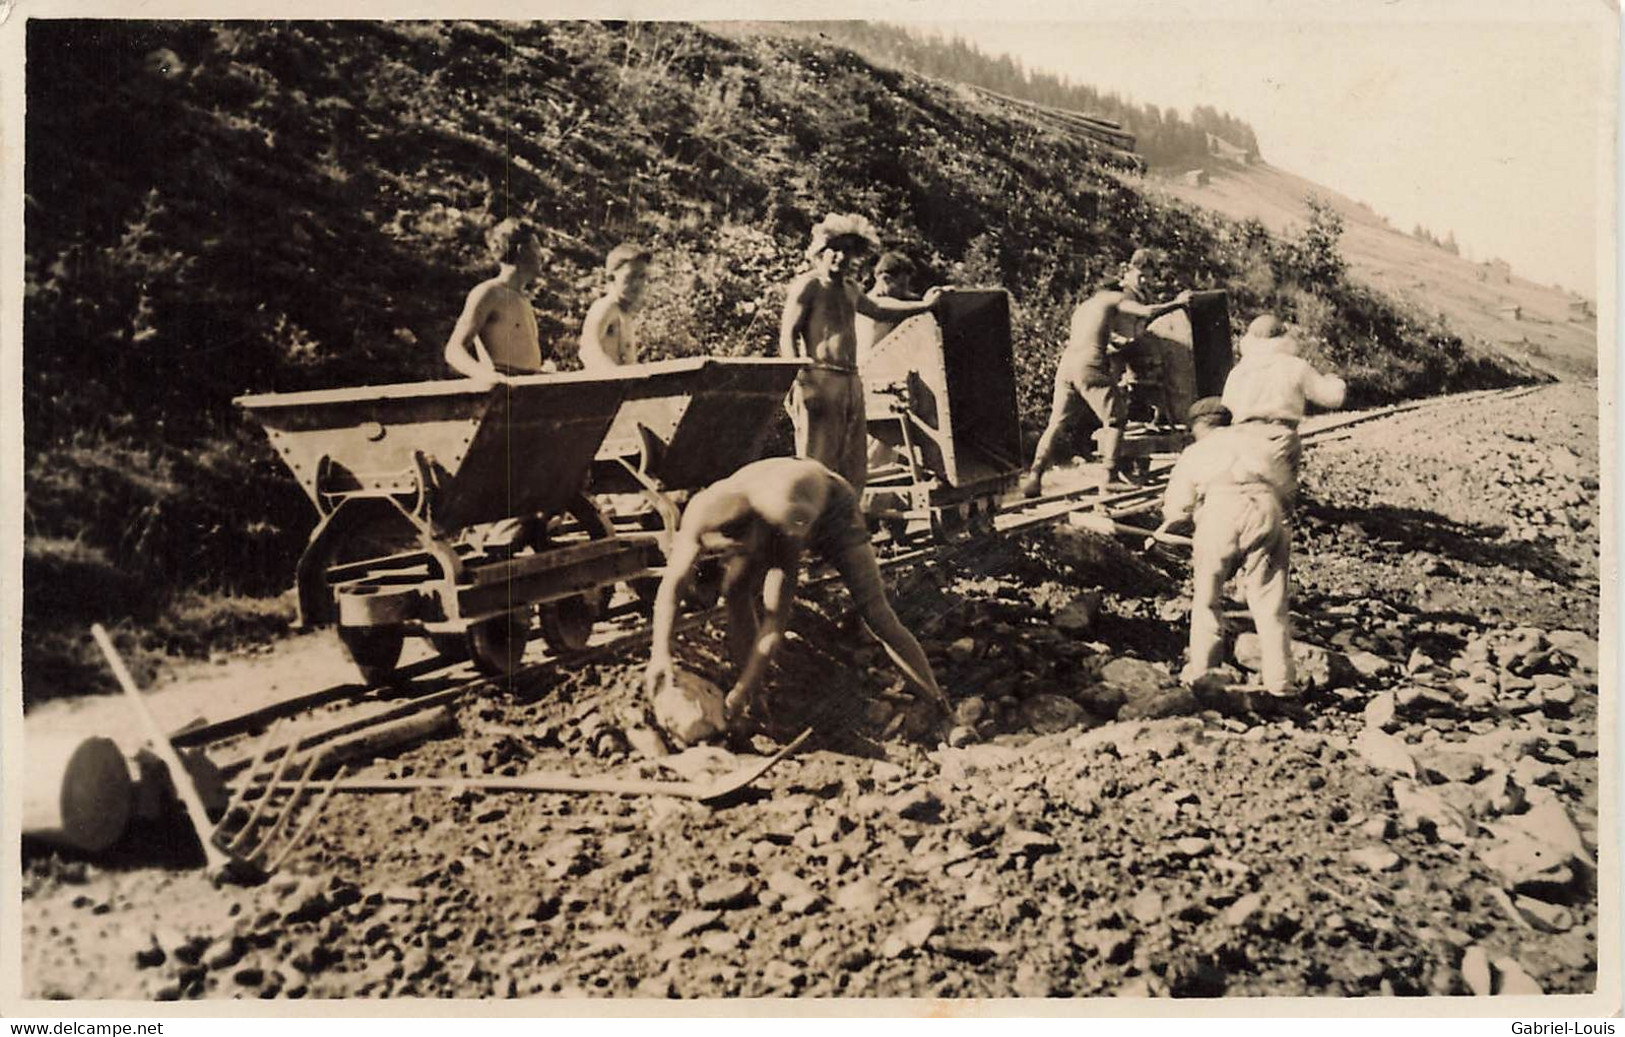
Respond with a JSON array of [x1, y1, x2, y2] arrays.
[[430, 634, 470, 663], [539, 594, 599, 654], [969, 500, 997, 537], [884, 517, 910, 546], [930, 506, 966, 544], [468, 610, 530, 677], [339, 626, 404, 685], [630, 577, 662, 615]]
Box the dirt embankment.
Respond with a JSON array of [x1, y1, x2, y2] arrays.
[[19, 384, 1603, 1001]]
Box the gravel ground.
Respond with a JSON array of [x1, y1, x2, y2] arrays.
[[19, 383, 1604, 1002]]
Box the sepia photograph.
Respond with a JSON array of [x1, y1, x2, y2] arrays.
[[2, 0, 1617, 1015]]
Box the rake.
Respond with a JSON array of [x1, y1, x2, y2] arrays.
[[211, 720, 347, 875]]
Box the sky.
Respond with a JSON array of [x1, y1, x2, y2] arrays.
[[903, 2, 1615, 297]]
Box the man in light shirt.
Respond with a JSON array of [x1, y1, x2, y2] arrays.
[[1149, 398, 1296, 695], [1220, 314, 1347, 501], [579, 244, 652, 370]]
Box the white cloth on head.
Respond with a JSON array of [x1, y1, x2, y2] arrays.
[[1221, 334, 1347, 425]]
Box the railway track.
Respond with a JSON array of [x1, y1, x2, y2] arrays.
[[177, 383, 1544, 761]]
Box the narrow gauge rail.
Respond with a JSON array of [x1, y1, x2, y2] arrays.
[[178, 380, 1541, 761]]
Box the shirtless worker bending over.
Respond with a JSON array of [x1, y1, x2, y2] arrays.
[[444, 218, 550, 380], [781, 214, 943, 494], [1021, 273, 1190, 497], [645, 457, 950, 729]]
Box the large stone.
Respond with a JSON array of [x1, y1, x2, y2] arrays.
[[1053, 592, 1101, 635], [1355, 728, 1416, 777], [1099, 657, 1173, 697], [1396, 685, 1459, 717], [1512, 896, 1575, 933], [1345, 650, 1397, 681], [1493, 958, 1544, 995], [696, 877, 756, 911], [1393, 781, 1475, 845], [653, 670, 727, 747], [1117, 685, 1202, 721], [1545, 630, 1598, 674], [1348, 846, 1402, 873], [1363, 692, 1398, 731], [1461, 945, 1493, 996], [1073, 683, 1126, 718], [1417, 749, 1487, 785], [1234, 635, 1354, 689], [833, 878, 885, 914], [1017, 693, 1092, 734]]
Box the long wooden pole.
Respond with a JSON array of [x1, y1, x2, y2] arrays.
[[92, 625, 246, 880]]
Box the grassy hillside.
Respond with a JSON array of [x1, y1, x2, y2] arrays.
[[1155, 162, 1597, 378], [22, 20, 1534, 703]]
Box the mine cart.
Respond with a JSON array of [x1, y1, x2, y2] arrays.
[[591, 356, 807, 540], [237, 359, 802, 683], [861, 289, 1024, 542], [1114, 289, 1235, 475]]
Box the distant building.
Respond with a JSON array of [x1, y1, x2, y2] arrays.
[[1182, 169, 1209, 187], [1480, 258, 1513, 285]]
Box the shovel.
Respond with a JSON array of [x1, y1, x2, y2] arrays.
[[239, 726, 814, 807], [1068, 511, 1192, 547]]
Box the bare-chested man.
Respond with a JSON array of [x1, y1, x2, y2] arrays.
[[855, 250, 920, 359], [644, 456, 950, 729], [780, 214, 942, 495], [579, 243, 652, 371], [444, 218, 547, 380], [1021, 274, 1191, 497]]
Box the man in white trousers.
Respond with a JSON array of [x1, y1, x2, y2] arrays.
[[1150, 398, 1297, 694]]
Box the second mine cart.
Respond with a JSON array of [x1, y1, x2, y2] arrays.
[[238, 358, 803, 683]]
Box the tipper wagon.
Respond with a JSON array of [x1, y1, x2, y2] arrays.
[[238, 357, 803, 683]]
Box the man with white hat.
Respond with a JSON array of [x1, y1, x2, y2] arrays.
[[781, 215, 943, 494], [1220, 314, 1348, 501]]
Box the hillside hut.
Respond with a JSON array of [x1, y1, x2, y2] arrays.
[[1182, 169, 1210, 187]]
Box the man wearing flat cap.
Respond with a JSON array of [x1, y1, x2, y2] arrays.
[[780, 215, 943, 494], [1149, 397, 1298, 697]]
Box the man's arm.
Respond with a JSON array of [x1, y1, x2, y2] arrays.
[[853, 285, 943, 321], [1302, 364, 1348, 411], [1117, 289, 1192, 323], [779, 276, 813, 359], [723, 562, 799, 717], [1161, 450, 1202, 528], [578, 296, 618, 372], [645, 485, 748, 696], [443, 283, 500, 380]]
